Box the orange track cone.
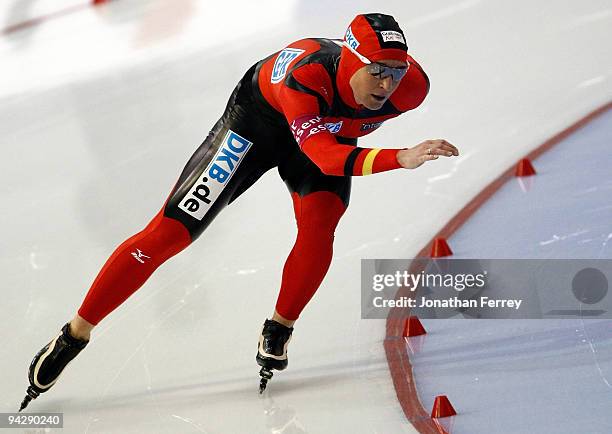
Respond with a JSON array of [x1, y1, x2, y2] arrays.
[[431, 395, 457, 418], [402, 316, 426, 337], [430, 237, 453, 257], [515, 158, 536, 176]]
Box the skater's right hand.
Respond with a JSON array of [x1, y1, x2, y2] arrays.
[[396, 139, 459, 169]]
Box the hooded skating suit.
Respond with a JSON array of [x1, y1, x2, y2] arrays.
[[78, 14, 429, 323]]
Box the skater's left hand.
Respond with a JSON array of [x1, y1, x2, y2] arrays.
[[397, 139, 459, 169]]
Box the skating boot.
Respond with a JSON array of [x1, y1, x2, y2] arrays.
[[19, 322, 89, 412], [256, 319, 293, 394]]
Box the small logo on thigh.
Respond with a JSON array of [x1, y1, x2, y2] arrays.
[[131, 249, 151, 264], [178, 130, 252, 220]]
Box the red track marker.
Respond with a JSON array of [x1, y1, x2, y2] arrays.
[[431, 395, 457, 418], [515, 158, 536, 177], [402, 316, 426, 337], [430, 237, 453, 257]]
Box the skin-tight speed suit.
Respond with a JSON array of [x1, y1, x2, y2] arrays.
[[77, 14, 429, 324]]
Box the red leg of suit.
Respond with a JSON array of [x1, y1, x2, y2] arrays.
[[275, 191, 347, 320], [77, 208, 192, 325]]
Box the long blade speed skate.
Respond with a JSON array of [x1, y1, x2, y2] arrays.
[[19, 322, 88, 412], [256, 319, 293, 394]]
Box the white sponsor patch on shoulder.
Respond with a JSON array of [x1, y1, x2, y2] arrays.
[[271, 48, 305, 84], [381, 30, 405, 44]]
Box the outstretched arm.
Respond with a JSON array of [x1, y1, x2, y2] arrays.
[[279, 64, 458, 175]]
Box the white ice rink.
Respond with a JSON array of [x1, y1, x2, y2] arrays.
[[1, 1, 611, 433]]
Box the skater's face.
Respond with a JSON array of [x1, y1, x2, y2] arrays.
[[349, 59, 407, 110]]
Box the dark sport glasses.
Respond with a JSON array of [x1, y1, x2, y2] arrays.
[[342, 40, 409, 82], [365, 62, 408, 82]]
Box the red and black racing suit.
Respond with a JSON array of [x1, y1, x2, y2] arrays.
[[78, 38, 429, 323]]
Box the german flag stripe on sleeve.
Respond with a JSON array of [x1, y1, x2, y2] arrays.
[[362, 149, 382, 175], [345, 148, 401, 176]]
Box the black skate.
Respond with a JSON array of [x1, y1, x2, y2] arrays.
[[256, 319, 293, 394], [19, 322, 89, 412]]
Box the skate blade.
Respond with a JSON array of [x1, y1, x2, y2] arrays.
[[19, 386, 40, 412], [259, 379, 268, 394], [258, 367, 273, 394], [18, 395, 31, 412]]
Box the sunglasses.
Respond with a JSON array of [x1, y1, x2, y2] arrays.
[[365, 62, 408, 82], [342, 40, 409, 82]]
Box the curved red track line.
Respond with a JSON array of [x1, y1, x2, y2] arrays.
[[384, 100, 612, 433], [1, 1, 110, 36]]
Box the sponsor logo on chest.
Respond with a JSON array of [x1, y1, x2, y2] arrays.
[[178, 130, 252, 220], [324, 120, 343, 134], [290, 115, 325, 147], [271, 48, 305, 84], [290, 115, 344, 147], [360, 121, 385, 132]]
